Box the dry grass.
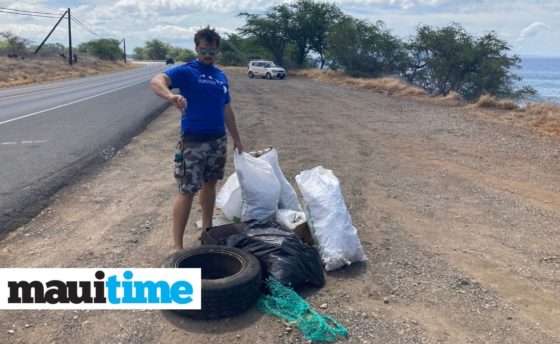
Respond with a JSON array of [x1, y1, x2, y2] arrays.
[[472, 94, 519, 110], [0, 54, 136, 89], [524, 102, 560, 137], [221, 66, 247, 74], [291, 69, 426, 97], [292, 69, 560, 138]]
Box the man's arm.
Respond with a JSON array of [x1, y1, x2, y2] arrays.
[[224, 103, 244, 153], [150, 73, 186, 114]]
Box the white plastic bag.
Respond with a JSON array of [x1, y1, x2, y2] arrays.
[[259, 149, 302, 212], [216, 172, 242, 222], [234, 150, 281, 221], [295, 166, 368, 271], [276, 209, 307, 230]]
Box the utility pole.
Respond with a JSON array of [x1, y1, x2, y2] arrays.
[[34, 11, 67, 54], [119, 38, 127, 63], [121, 38, 127, 63], [67, 8, 72, 65]]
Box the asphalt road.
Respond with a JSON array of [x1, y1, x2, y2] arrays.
[[0, 63, 171, 235]]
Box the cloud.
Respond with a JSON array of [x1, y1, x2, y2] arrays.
[[112, 0, 274, 16], [147, 25, 233, 40], [337, 0, 478, 10], [517, 22, 550, 42], [1, 0, 559, 55]]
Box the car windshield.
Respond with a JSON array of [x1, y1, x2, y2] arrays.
[[264, 62, 276, 67]]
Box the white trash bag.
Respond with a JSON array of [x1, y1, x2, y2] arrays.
[[295, 166, 368, 271], [259, 149, 302, 212], [276, 208, 306, 230], [234, 150, 281, 221], [216, 172, 242, 222]]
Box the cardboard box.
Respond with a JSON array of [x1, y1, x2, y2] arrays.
[[202, 219, 315, 247], [201, 222, 248, 245], [293, 221, 314, 246]]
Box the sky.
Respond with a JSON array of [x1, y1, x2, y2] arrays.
[[0, 0, 558, 57]]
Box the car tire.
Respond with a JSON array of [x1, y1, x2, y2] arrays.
[[278, 75, 285, 80], [162, 245, 261, 319], [248, 71, 254, 78], [266, 73, 272, 80]]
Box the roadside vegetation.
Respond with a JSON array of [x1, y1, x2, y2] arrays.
[[0, 31, 135, 88], [223, 0, 536, 102], [133, 39, 196, 62], [0, 54, 132, 88], [221, 0, 560, 138], [1, 1, 558, 134]]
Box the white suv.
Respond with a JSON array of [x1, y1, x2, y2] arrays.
[[247, 60, 286, 80]]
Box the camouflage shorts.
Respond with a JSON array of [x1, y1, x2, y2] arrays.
[[174, 135, 227, 194]]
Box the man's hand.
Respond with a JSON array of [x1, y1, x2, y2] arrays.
[[234, 140, 244, 154], [150, 73, 185, 115], [168, 94, 186, 115]]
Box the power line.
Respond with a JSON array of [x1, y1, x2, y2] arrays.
[[71, 14, 88, 27], [71, 15, 96, 33], [0, 9, 60, 18], [72, 17, 98, 36], [0, 6, 61, 16], [1, 11, 97, 37], [70, 14, 99, 37]]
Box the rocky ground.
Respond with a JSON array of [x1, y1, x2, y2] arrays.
[[1, 68, 559, 343]]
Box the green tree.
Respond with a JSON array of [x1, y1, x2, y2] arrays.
[[217, 34, 274, 66], [238, 5, 291, 66], [396, 40, 427, 84], [287, 0, 343, 67], [239, 0, 343, 68], [133, 47, 145, 60], [326, 17, 403, 77], [0, 31, 31, 53], [169, 47, 196, 62], [409, 24, 535, 100], [143, 39, 171, 60], [78, 39, 122, 60]]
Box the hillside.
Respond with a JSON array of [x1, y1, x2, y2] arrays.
[[0, 52, 135, 88]]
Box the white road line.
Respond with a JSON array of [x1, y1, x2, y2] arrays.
[[0, 79, 147, 126], [1, 140, 47, 145]]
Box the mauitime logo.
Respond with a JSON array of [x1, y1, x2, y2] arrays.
[[0, 268, 201, 310]]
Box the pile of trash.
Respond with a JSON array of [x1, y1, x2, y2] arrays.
[[208, 148, 368, 342], [215, 148, 368, 275]]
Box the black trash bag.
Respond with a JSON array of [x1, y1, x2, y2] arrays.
[[223, 220, 325, 289]]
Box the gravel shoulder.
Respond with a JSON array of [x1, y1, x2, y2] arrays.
[[1, 69, 559, 344]]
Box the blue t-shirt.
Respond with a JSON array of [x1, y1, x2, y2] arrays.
[[164, 60, 231, 135]]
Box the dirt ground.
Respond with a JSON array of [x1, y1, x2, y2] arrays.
[[1, 68, 560, 344]]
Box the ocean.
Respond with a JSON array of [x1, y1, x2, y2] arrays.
[[516, 56, 560, 104]]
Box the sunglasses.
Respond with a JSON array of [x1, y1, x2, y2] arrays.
[[198, 48, 217, 56]]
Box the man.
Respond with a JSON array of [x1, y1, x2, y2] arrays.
[[150, 26, 244, 252]]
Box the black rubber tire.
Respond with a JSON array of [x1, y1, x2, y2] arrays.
[[162, 245, 261, 319], [278, 75, 285, 80], [266, 73, 272, 80], [248, 71, 254, 78]]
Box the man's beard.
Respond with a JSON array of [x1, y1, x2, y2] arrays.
[[200, 57, 214, 65]]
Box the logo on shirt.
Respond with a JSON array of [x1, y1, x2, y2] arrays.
[[198, 74, 227, 94]]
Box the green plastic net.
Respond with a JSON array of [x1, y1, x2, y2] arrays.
[[258, 278, 349, 342]]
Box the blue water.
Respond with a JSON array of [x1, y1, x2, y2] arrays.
[[516, 57, 560, 104]]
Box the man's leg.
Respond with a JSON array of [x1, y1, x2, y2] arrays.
[[199, 179, 218, 230], [172, 192, 195, 252]]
